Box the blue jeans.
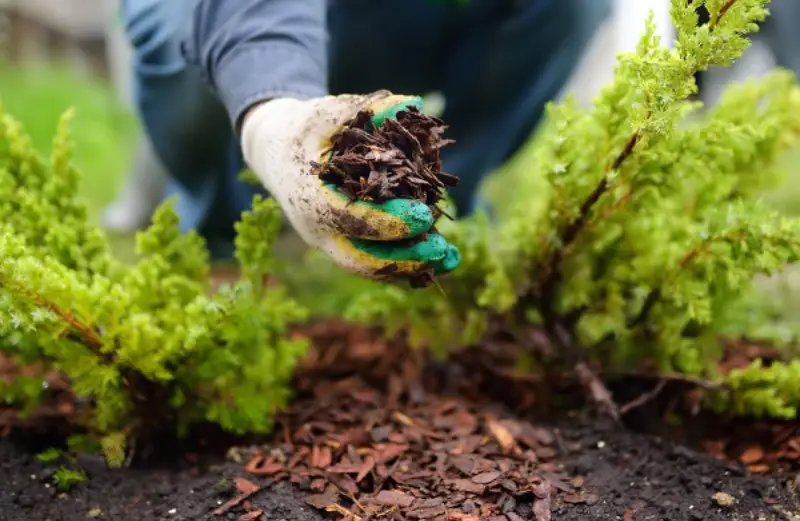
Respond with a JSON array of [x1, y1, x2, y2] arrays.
[[760, 0, 800, 75], [121, 0, 611, 250]]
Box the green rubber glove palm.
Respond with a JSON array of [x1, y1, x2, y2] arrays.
[[241, 90, 460, 282]]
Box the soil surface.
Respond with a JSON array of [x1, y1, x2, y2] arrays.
[[1, 322, 798, 521], [0, 413, 798, 521]]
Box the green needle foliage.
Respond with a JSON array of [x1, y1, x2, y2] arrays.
[[346, 0, 800, 419], [52, 466, 89, 491], [0, 104, 309, 465]]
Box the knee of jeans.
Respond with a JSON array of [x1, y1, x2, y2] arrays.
[[122, 0, 185, 69]]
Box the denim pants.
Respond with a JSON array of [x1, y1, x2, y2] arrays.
[[759, 0, 800, 75], [121, 0, 611, 250]]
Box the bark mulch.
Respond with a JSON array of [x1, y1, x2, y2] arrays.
[[0, 321, 799, 521], [311, 106, 458, 207], [238, 376, 563, 521]]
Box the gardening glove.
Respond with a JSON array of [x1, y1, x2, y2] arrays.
[[241, 90, 461, 281]]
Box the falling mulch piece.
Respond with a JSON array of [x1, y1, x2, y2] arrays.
[[242, 377, 567, 521], [312, 106, 459, 208]]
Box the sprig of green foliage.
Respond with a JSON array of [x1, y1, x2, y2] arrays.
[[36, 446, 89, 491], [52, 466, 88, 491], [0, 101, 309, 465], [345, 0, 800, 419]]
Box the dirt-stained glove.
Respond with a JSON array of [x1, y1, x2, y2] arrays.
[[240, 90, 460, 281]]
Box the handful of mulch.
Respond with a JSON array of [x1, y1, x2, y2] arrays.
[[311, 106, 460, 287], [312, 106, 459, 218]]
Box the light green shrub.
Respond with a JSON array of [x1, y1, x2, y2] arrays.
[[345, 0, 800, 419], [0, 104, 309, 465]]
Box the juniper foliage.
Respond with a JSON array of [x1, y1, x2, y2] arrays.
[[346, 0, 800, 419], [0, 105, 309, 465]]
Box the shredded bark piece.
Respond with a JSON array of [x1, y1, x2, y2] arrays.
[[304, 484, 341, 510], [370, 490, 415, 507], [237, 510, 263, 521]]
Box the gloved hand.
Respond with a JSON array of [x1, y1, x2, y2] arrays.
[[241, 90, 460, 282]]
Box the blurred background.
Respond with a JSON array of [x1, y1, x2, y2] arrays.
[[1, 0, 800, 319]]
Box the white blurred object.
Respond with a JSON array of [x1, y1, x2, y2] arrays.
[[100, 1, 170, 234], [104, 2, 135, 108], [102, 137, 168, 233], [700, 40, 777, 107], [564, 0, 675, 107], [12, 0, 113, 39], [3, 0, 114, 76], [615, 0, 674, 53]]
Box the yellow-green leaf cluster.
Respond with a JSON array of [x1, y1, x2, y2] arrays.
[[0, 103, 309, 465]]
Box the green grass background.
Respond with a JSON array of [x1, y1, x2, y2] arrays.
[[0, 63, 138, 219]]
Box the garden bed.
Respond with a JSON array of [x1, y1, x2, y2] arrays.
[[2, 3, 800, 520], [1, 321, 798, 521]]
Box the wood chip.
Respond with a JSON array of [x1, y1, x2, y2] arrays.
[[305, 485, 341, 510], [533, 495, 551, 521], [234, 478, 260, 495], [471, 471, 502, 485], [370, 490, 415, 507], [213, 479, 261, 516], [356, 455, 375, 483], [487, 419, 515, 452], [447, 479, 486, 494], [237, 510, 263, 521], [738, 446, 764, 465]]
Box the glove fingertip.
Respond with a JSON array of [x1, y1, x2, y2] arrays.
[[348, 231, 448, 264], [374, 198, 433, 237], [433, 244, 461, 275]]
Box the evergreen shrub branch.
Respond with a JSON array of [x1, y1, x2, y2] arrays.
[[0, 103, 309, 465], [345, 0, 800, 419]]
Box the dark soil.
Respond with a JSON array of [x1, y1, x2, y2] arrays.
[[1, 413, 797, 521]]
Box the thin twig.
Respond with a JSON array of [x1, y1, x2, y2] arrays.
[[628, 288, 661, 329], [604, 368, 729, 392], [679, 232, 744, 268], [575, 361, 620, 420], [546, 319, 621, 421], [1, 280, 107, 359], [709, 0, 737, 32], [37, 296, 103, 350], [538, 132, 641, 306], [619, 380, 668, 416], [585, 188, 633, 231]]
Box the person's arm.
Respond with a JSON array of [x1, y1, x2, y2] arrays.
[[181, 1, 461, 281], [182, 0, 328, 132]]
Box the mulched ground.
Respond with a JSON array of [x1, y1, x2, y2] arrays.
[[1, 413, 797, 521], [1, 321, 799, 521]]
